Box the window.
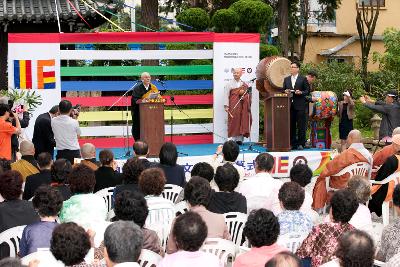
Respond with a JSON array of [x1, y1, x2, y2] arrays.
[[327, 58, 346, 64], [358, 0, 385, 7]]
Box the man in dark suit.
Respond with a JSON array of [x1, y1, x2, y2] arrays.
[[133, 139, 155, 169], [131, 72, 152, 141], [32, 105, 59, 159], [283, 62, 310, 150]]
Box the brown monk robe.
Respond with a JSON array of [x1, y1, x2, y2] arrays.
[[227, 84, 252, 138], [312, 146, 370, 210], [372, 144, 397, 179]]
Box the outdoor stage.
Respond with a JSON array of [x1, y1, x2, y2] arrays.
[[95, 143, 333, 179]]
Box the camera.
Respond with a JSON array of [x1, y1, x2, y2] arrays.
[[70, 104, 81, 119]]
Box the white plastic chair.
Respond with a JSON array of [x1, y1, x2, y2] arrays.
[[146, 222, 172, 250], [0, 225, 26, 257], [371, 171, 400, 226], [174, 201, 189, 216], [373, 259, 385, 266], [21, 250, 64, 267], [138, 249, 163, 267], [224, 212, 247, 246], [145, 200, 175, 249], [95, 186, 115, 212], [277, 232, 308, 253], [325, 162, 372, 193], [161, 184, 183, 204], [106, 209, 116, 221], [201, 238, 237, 267]]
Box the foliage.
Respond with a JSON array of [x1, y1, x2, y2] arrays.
[[373, 28, 400, 74], [354, 102, 374, 129], [367, 70, 400, 98], [229, 0, 273, 33], [176, 8, 210, 31], [1, 89, 43, 112], [260, 44, 280, 59], [211, 9, 240, 32]]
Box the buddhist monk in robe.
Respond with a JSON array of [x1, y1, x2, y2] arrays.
[[312, 130, 372, 210], [372, 127, 400, 178], [11, 140, 39, 181], [369, 134, 400, 216], [224, 68, 251, 145]]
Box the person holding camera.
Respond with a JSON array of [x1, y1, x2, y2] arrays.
[[51, 100, 81, 164], [0, 103, 21, 160]]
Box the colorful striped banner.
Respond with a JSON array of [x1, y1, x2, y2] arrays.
[[37, 59, 56, 89], [61, 80, 213, 91], [60, 65, 213, 77], [13, 60, 32, 89]]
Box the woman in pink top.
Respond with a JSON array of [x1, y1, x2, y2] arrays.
[[234, 209, 287, 267], [166, 176, 230, 254]]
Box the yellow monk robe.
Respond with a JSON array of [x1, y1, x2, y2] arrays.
[[11, 159, 39, 182]]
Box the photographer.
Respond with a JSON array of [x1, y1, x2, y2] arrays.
[[51, 100, 81, 164], [8, 100, 30, 161], [0, 103, 21, 160]]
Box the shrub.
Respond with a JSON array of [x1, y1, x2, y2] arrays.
[[176, 8, 210, 32], [211, 9, 239, 32]]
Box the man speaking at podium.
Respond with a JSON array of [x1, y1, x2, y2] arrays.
[[131, 72, 160, 141]]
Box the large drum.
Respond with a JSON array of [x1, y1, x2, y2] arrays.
[[256, 57, 291, 96], [310, 91, 338, 121]]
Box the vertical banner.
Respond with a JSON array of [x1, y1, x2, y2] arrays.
[[8, 40, 61, 140], [213, 41, 260, 143]]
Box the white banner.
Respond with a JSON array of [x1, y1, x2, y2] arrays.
[[7, 43, 61, 140], [213, 42, 260, 143]]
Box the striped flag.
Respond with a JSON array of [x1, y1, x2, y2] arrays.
[[37, 59, 56, 89], [13, 60, 32, 89]]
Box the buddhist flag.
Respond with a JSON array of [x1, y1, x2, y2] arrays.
[[37, 60, 56, 89], [13, 60, 32, 89]]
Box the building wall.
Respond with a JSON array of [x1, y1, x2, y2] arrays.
[[336, 0, 400, 35], [304, 36, 386, 71]]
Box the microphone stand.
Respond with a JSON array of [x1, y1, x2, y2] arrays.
[[109, 80, 140, 159]]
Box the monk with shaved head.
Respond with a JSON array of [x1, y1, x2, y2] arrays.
[[223, 68, 252, 145], [11, 140, 39, 181], [312, 129, 372, 211]]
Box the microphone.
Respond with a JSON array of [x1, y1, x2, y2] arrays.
[[249, 78, 256, 82]]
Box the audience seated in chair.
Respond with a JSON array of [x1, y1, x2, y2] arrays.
[[11, 140, 39, 182], [296, 189, 358, 267], [50, 222, 93, 266], [207, 163, 247, 214], [80, 143, 100, 171], [372, 128, 400, 178], [156, 142, 186, 187], [59, 164, 107, 240], [167, 176, 230, 254], [277, 182, 313, 235], [23, 152, 53, 200], [133, 140, 155, 169], [265, 251, 301, 267], [112, 191, 162, 255], [376, 184, 400, 262], [211, 141, 246, 185], [159, 212, 222, 267], [113, 158, 145, 202], [50, 159, 72, 201], [320, 230, 375, 267], [234, 209, 287, 267], [0, 170, 39, 259], [324, 175, 372, 232], [237, 153, 283, 214], [312, 130, 372, 210], [19, 185, 63, 257], [104, 221, 143, 267], [94, 149, 122, 193], [369, 135, 400, 216], [191, 162, 215, 189]]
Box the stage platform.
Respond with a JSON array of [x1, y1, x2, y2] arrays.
[[92, 143, 333, 178]]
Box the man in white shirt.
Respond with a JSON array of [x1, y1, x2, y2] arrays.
[[237, 153, 283, 214], [104, 221, 143, 267], [51, 100, 81, 164]]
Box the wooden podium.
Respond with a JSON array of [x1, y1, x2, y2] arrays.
[[264, 93, 291, 151], [138, 101, 165, 157]]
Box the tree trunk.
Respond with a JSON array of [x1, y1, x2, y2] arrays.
[[141, 0, 159, 66], [299, 0, 310, 62], [0, 30, 8, 90], [278, 0, 289, 57]]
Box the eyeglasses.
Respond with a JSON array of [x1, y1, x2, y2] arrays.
[[291, 66, 299, 68]]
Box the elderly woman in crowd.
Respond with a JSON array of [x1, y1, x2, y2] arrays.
[[50, 159, 72, 200], [156, 142, 186, 187], [167, 176, 230, 254], [19, 185, 63, 257], [113, 157, 145, 200], [234, 209, 287, 267], [296, 189, 358, 267], [94, 149, 121, 193], [277, 182, 313, 235], [159, 212, 221, 267]]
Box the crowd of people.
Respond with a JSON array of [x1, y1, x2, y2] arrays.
[[1, 98, 400, 267]]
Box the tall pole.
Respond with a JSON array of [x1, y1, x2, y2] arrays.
[[131, 0, 136, 32]]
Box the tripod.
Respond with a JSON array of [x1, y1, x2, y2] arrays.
[[109, 80, 140, 158]]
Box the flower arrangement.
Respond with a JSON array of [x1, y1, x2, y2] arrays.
[[1, 88, 43, 112]]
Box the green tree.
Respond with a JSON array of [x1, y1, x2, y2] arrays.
[[260, 44, 280, 59], [176, 8, 210, 31], [211, 9, 239, 32], [373, 28, 400, 73], [229, 0, 273, 33]]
